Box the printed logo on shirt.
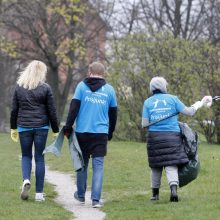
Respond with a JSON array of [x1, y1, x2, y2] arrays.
[[152, 99, 167, 108], [85, 96, 106, 105], [151, 113, 171, 121], [85, 90, 108, 97], [150, 99, 171, 113]]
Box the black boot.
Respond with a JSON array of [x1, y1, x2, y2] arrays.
[[170, 185, 178, 202], [151, 188, 159, 201]]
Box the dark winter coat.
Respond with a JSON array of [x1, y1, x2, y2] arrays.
[[147, 131, 189, 168], [10, 83, 59, 132]]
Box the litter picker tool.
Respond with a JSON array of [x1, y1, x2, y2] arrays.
[[212, 96, 220, 101]]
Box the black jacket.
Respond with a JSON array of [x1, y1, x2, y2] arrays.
[[10, 83, 59, 133], [147, 131, 189, 168]]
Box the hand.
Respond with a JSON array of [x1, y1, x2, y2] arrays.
[[52, 132, 59, 140], [191, 101, 203, 111], [108, 132, 113, 141], [11, 129, 18, 142], [201, 96, 212, 107], [63, 126, 73, 139]]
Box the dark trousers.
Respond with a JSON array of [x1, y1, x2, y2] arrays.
[[19, 129, 48, 192]]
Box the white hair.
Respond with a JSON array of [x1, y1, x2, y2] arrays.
[[17, 60, 47, 90], [150, 76, 168, 93]]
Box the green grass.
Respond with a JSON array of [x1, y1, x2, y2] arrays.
[[102, 141, 220, 220], [2, 132, 220, 220], [46, 137, 220, 220], [0, 133, 72, 220]]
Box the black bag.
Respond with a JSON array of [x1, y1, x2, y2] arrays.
[[178, 122, 200, 187], [178, 155, 200, 187], [179, 122, 198, 159], [145, 115, 200, 187]]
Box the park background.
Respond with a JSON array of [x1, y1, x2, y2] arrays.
[[1, 0, 220, 219]]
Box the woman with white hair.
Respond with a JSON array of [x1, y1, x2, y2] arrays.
[[142, 76, 212, 202], [10, 60, 59, 202]]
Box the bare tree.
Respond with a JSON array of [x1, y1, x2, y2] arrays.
[[96, 0, 220, 43], [0, 53, 19, 132], [203, 0, 220, 45], [138, 0, 207, 40], [0, 0, 19, 131], [1, 0, 109, 122]]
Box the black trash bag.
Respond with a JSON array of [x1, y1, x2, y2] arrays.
[[178, 122, 200, 187], [178, 155, 200, 188], [179, 122, 198, 159]]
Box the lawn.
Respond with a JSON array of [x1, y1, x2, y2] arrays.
[[1, 132, 220, 220], [0, 133, 72, 220], [46, 136, 220, 220]]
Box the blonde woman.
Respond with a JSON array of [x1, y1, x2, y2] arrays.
[[10, 60, 59, 201]]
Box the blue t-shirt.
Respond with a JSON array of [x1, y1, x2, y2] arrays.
[[142, 93, 186, 132], [73, 81, 117, 133], [18, 126, 49, 132]]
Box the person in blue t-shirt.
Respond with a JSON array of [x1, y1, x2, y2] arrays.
[[142, 76, 212, 202], [63, 62, 117, 208]]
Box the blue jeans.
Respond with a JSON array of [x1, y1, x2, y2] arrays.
[[76, 156, 104, 201], [19, 129, 48, 193]]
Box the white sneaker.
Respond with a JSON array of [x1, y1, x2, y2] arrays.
[[35, 193, 45, 202], [20, 179, 31, 200], [92, 200, 103, 208]]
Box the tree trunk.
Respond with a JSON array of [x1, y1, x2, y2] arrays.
[[47, 65, 78, 124], [47, 65, 62, 120], [0, 97, 8, 132], [215, 117, 220, 144], [0, 54, 17, 132]]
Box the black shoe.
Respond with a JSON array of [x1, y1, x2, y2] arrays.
[[170, 185, 178, 202], [74, 192, 85, 204], [151, 188, 159, 201]]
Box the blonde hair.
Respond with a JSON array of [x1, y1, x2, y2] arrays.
[[89, 62, 105, 76], [17, 60, 47, 90]]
